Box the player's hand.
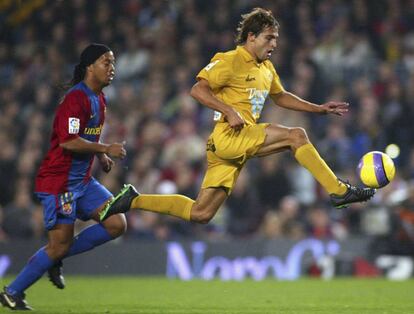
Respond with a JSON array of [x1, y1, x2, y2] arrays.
[[320, 101, 349, 116], [98, 153, 114, 173], [106, 142, 127, 159], [225, 108, 245, 131]]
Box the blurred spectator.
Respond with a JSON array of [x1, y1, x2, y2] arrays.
[[0, 205, 8, 242], [225, 169, 263, 237], [161, 118, 205, 167], [270, 195, 306, 240], [306, 204, 348, 240], [260, 210, 283, 239], [370, 185, 414, 256], [254, 156, 292, 211], [307, 205, 333, 239], [318, 121, 352, 172], [0, 0, 413, 242], [394, 195, 414, 255], [3, 190, 37, 239]]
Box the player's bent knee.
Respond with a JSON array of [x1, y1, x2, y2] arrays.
[[103, 214, 127, 238], [289, 127, 309, 148], [112, 220, 127, 238]]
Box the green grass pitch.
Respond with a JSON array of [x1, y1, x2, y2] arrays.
[[1, 276, 414, 313]]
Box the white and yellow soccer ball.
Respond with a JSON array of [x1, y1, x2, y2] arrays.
[[357, 151, 396, 188]]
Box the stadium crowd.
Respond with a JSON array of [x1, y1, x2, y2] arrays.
[[1, 0, 414, 254]]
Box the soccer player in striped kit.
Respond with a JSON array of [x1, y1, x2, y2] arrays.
[[1, 44, 127, 310]]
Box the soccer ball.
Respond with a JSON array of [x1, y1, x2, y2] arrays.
[[357, 151, 396, 188]]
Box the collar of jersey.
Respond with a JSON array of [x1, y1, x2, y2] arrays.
[[237, 46, 262, 66], [80, 81, 101, 96]]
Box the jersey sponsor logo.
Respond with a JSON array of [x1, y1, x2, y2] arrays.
[[68, 117, 80, 134], [204, 60, 220, 71], [84, 124, 103, 135], [245, 74, 256, 82], [246, 88, 269, 119]]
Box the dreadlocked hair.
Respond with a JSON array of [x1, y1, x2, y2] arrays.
[[235, 8, 279, 45], [71, 63, 86, 86], [58, 63, 86, 91]]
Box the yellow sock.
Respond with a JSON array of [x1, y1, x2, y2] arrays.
[[131, 194, 195, 221], [294, 143, 347, 195]]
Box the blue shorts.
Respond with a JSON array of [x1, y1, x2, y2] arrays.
[[35, 178, 113, 230]]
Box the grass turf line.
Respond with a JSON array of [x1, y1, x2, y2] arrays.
[[1, 276, 414, 313]]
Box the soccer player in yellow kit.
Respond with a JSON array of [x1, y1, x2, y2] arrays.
[[100, 8, 375, 225]]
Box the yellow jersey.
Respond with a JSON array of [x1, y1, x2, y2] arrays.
[[196, 45, 284, 125]]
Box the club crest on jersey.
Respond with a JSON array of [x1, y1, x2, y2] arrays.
[[62, 202, 73, 214], [59, 193, 74, 215], [68, 117, 80, 134]]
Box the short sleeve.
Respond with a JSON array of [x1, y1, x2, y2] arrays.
[[55, 91, 89, 143], [268, 63, 285, 95], [196, 54, 233, 90]]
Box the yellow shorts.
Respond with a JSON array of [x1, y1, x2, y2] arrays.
[[201, 122, 269, 194]]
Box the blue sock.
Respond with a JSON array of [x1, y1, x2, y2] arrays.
[[65, 223, 113, 257], [7, 248, 53, 296], [6, 225, 113, 296]]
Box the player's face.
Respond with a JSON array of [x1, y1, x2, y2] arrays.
[[250, 27, 278, 62], [91, 51, 115, 87]]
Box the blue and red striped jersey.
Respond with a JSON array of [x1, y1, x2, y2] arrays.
[[35, 82, 107, 194]]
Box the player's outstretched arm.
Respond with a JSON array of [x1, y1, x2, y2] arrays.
[[271, 91, 349, 115], [60, 137, 126, 159]]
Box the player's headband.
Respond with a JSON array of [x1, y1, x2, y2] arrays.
[[79, 43, 111, 68]]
